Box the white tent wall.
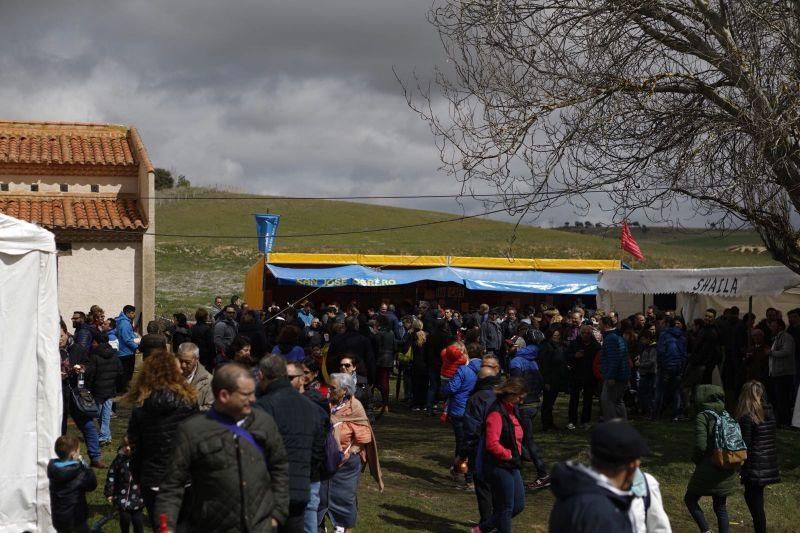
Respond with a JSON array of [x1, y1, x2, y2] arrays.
[[0, 215, 60, 533], [676, 289, 800, 321], [598, 266, 800, 321], [596, 289, 653, 317]]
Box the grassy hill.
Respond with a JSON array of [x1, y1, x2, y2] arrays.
[[154, 188, 776, 315]]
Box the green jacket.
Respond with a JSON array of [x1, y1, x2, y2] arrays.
[[686, 384, 738, 496], [156, 407, 290, 532]]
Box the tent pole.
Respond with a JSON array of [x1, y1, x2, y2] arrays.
[[748, 296, 753, 315], [642, 294, 646, 314]]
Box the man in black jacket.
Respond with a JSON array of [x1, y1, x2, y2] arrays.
[[566, 326, 600, 430], [327, 317, 375, 382], [255, 355, 325, 533], [549, 421, 650, 532], [463, 356, 503, 525], [71, 311, 96, 352], [156, 363, 289, 532], [425, 318, 452, 414], [89, 340, 124, 446], [191, 307, 216, 372]]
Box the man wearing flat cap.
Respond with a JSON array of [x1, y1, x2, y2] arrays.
[[549, 421, 658, 532]]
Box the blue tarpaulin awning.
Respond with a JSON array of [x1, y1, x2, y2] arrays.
[[451, 267, 598, 295], [266, 264, 597, 295]]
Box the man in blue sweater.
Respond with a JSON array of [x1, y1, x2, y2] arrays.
[[115, 305, 139, 388], [599, 316, 629, 421]]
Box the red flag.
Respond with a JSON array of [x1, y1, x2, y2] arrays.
[[621, 221, 645, 261]]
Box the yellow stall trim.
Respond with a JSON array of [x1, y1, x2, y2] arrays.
[[266, 252, 621, 272], [244, 256, 266, 310]]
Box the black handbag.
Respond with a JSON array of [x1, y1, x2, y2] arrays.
[[69, 383, 99, 418]]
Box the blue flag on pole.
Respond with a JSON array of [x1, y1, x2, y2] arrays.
[[255, 214, 280, 253]]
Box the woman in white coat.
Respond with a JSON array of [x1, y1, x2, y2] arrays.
[[629, 469, 672, 533]]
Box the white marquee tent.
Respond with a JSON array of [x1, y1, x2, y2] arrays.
[[597, 266, 800, 320], [0, 214, 60, 532]]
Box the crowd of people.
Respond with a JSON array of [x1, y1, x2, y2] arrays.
[[50, 295, 797, 532]]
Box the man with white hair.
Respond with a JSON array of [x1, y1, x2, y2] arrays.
[[176, 342, 213, 411]]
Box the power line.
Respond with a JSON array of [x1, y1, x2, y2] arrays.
[[0, 192, 535, 201], [0, 188, 630, 201], [52, 200, 544, 240]]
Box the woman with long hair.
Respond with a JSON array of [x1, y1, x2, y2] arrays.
[[736, 380, 779, 533], [127, 348, 197, 529], [318, 373, 383, 533], [474, 378, 527, 533]]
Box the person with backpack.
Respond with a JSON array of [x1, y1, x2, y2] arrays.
[[684, 384, 742, 533], [736, 380, 779, 533]]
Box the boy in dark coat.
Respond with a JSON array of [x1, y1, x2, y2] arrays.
[[549, 421, 649, 532], [48, 435, 97, 533]]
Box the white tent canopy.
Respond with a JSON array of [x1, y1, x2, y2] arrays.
[[597, 266, 800, 320], [0, 214, 61, 532], [598, 266, 800, 297]]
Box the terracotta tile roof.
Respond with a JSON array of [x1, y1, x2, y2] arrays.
[[0, 196, 146, 231], [0, 121, 137, 167]]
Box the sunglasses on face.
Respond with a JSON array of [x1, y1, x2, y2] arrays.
[[340, 363, 353, 369]]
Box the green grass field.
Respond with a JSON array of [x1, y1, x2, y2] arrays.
[[79, 390, 800, 532], [153, 187, 777, 316], [117, 187, 799, 532]]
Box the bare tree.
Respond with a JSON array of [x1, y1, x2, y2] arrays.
[[408, 1, 800, 272]]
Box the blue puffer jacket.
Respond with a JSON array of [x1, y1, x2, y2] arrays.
[[509, 345, 544, 403], [657, 326, 687, 371], [443, 358, 481, 417], [115, 312, 139, 357], [600, 330, 630, 381]]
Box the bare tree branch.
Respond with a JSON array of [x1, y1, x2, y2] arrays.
[[403, 0, 800, 272]]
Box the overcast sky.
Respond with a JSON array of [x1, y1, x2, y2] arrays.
[[0, 0, 706, 228]]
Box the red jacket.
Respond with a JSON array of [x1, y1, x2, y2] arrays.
[[484, 401, 523, 461]]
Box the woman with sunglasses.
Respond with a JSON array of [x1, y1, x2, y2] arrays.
[[318, 373, 383, 533], [338, 355, 371, 409]]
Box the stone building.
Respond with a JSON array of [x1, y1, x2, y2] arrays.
[[0, 120, 155, 327]]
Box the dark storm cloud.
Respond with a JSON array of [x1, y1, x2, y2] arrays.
[[0, 0, 639, 227], [1, 0, 441, 93]]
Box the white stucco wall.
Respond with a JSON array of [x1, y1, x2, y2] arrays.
[[0, 174, 138, 195], [57, 242, 141, 326]]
